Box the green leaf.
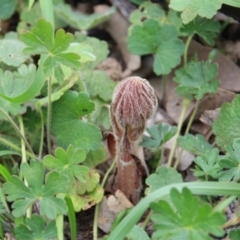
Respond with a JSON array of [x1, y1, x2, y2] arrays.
[[178, 134, 213, 156], [150, 188, 226, 240], [218, 138, 240, 182], [0, 0, 17, 20], [212, 95, 240, 150], [21, 19, 81, 76], [127, 19, 184, 75], [181, 16, 221, 45], [14, 215, 57, 240], [130, 0, 145, 5], [81, 70, 116, 102], [129, 2, 165, 25], [146, 166, 183, 194], [76, 34, 109, 69], [0, 62, 46, 104], [54, 3, 115, 30], [141, 123, 177, 149], [169, 0, 222, 24], [174, 60, 219, 100], [43, 145, 89, 182], [193, 148, 221, 180], [229, 229, 240, 240], [51, 90, 102, 152], [0, 38, 29, 67], [84, 144, 106, 169], [91, 97, 111, 130], [126, 225, 150, 240], [3, 160, 69, 219], [71, 180, 103, 211]]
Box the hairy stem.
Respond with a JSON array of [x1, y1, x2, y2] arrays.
[[93, 158, 117, 240], [184, 35, 193, 65], [168, 98, 190, 167], [0, 108, 35, 156], [36, 107, 45, 159], [47, 77, 52, 154], [0, 136, 34, 158]]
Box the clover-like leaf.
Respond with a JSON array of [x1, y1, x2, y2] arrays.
[[141, 123, 177, 149], [51, 90, 102, 152], [213, 95, 240, 150], [151, 188, 226, 240], [218, 138, 240, 182], [194, 148, 221, 180], [3, 160, 69, 219], [127, 19, 184, 75], [21, 19, 82, 77], [229, 229, 240, 240], [169, 0, 222, 24], [75, 32, 109, 69], [146, 167, 183, 194], [54, 3, 115, 30], [178, 134, 213, 156], [0, 38, 29, 67], [14, 215, 57, 240], [129, 2, 165, 25], [43, 145, 89, 183], [181, 16, 221, 46], [174, 60, 219, 100], [80, 70, 116, 102]]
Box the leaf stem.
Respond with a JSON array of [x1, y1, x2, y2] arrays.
[[173, 100, 200, 169], [36, 107, 44, 159], [93, 158, 117, 240], [184, 35, 193, 65], [18, 115, 32, 218], [0, 107, 35, 156], [47, 77, 52, 154], [0, 136, 35, 159], [168, 98, 190, 167]]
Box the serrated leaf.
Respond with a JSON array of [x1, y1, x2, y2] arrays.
[[181, 16, 221, 45], [21, 19, 81, 76], [169, 0, 222, 24], [212, 95, 240, 149], [0, 0, 17, 20], [193, 148, 221, 180], [141, 123, 177, 149], [178, 134, 213, 156], [127, 225, 150, 240], [218, 138, 240, 182], [3, 160, 69, 219], [51, 90, 102, 152], [81, 70, 116, 101], [54, 3, 115, 30], [0, 38, 29, 67], [14, 215, 57, 240], [150, 188, 226, 240], [174, 60, 219, 100], [129, 2, 165, 25], [74, 33, 109, 69], [146, 167, 183, 193], [71, 184, 103, 212], [127, 19, 184, 75], [229, 229, 240, 240], [84, 144, 106, 169], [43, 145, 89, 183]]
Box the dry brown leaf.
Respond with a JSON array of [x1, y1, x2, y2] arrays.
[[94, 5, 141, 77], [98, 190, 133, 233]]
